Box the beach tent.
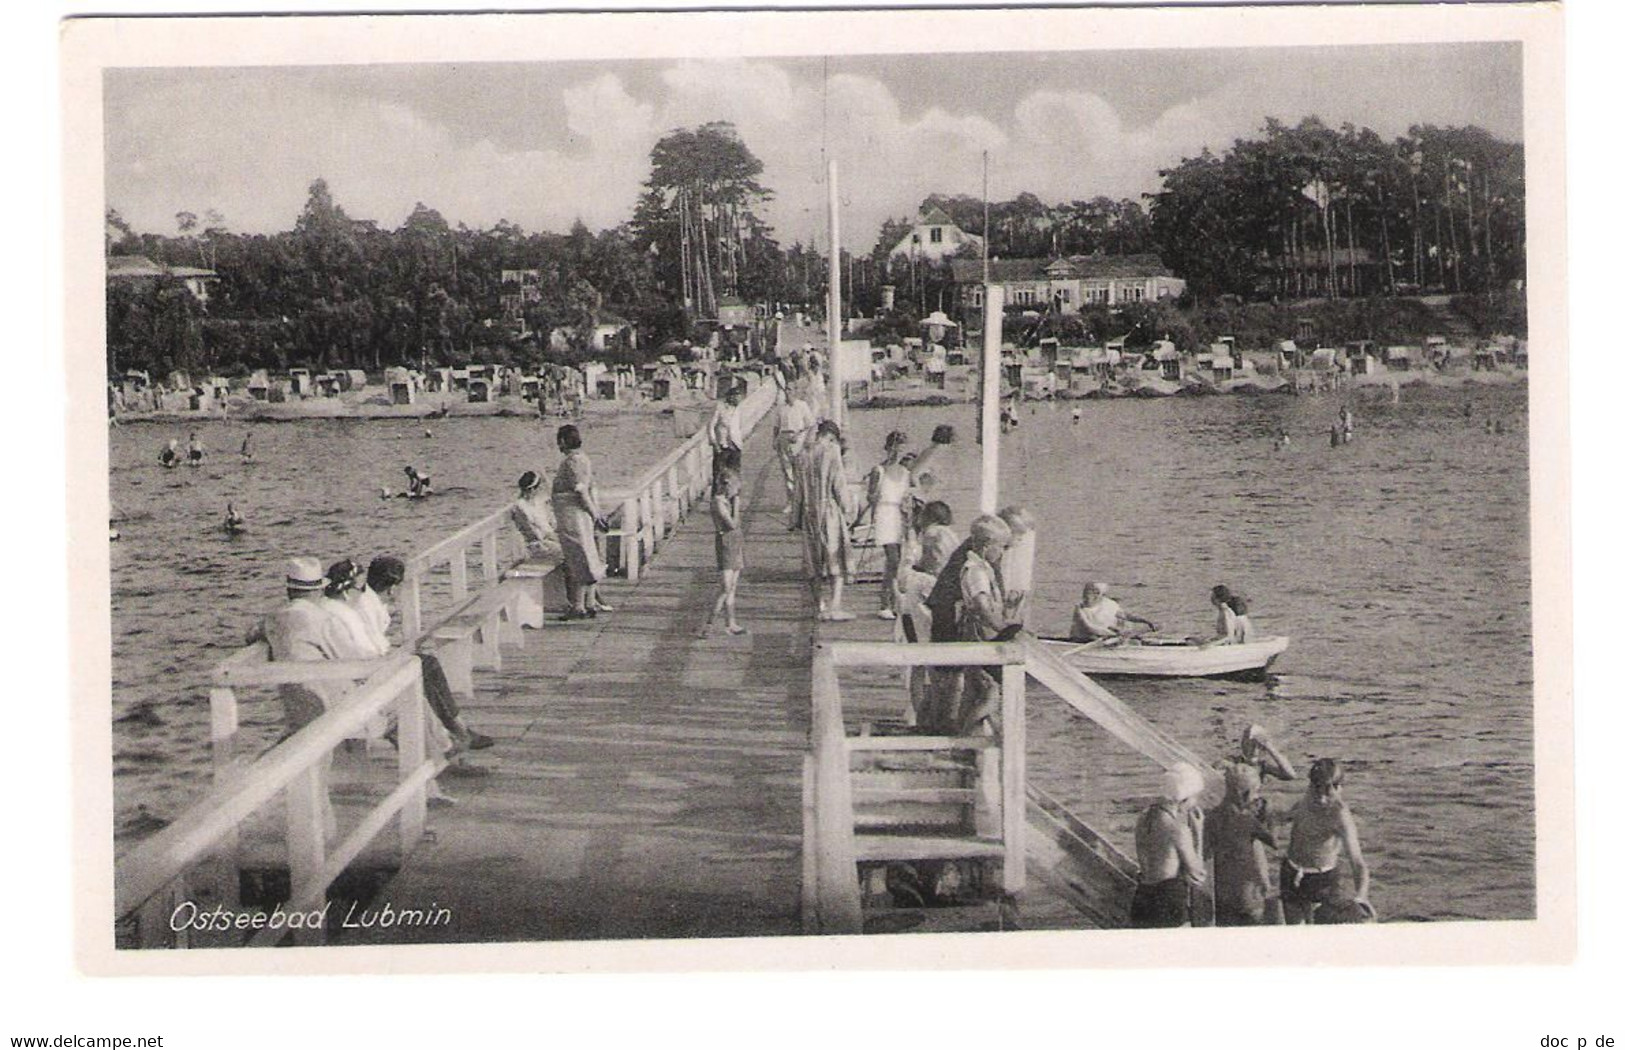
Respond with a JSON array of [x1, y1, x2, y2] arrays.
[[1274, 339, 1304, 369], [467, 375, 493, 402], [288, 368, 313, 396], [1151, 341, 1182, 380], [247, 370, 270, 400], [1382, 346, 1413, 371], [1309, 347, 1340, 371], [385, 367, 417, 405], [450, 368, 471, 392]]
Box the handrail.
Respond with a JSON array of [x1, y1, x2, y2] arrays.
[[117, 655, 431, 939], [804, 633, 1216, 931], [805, 638, 1030, 932], [155, 391, 756, 945], [607, 377, 778, 581]]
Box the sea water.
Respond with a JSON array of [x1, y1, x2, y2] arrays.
[[108, 383, 1532, 922]]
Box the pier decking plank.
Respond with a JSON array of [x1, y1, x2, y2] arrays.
[[342, 426, 815, 943], [341, 417, 1110, 944]]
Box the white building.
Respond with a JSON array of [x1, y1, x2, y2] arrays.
[[889, 207, 984, 262]]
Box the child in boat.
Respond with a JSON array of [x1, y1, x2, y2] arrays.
[[1198, 584, 1237, 644], [1226, 595, 1255, 643]]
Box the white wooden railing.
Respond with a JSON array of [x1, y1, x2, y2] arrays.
[[606, 376, 777, 581], [118, 383, 784, 948], [804, 639, 1028, 934], [117, 655, 436, 948], [802, 634, 1213, 935]]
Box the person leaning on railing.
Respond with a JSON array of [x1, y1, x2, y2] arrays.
[[242, 556, 344, 839], [245, 556, 344, 734]]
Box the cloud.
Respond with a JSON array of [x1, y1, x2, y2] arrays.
[[104, 54, 1519, 253]]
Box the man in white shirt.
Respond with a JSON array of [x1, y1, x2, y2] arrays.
[[775, 385, 814, 509], [1069, 581, 1157, 642], [247, 556, 342, 732]]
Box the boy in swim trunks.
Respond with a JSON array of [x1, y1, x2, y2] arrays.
[[1281, 757, 1375, 924]]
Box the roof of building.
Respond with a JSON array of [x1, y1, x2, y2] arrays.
[[106, 255, 218, 280], [950, 252, 1177, 284], [918, 207, 956, 227]]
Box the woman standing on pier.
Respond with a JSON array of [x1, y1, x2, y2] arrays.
[[552, 424, 612, 620]]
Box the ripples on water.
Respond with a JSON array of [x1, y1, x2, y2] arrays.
[[847, 383, 1532, 922], [109, 385, 1533, 921]]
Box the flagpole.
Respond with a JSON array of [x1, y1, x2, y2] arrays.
[[827, 158, 844, 431], [980, 150, 999, 514], [981, 284, 1003, 515]]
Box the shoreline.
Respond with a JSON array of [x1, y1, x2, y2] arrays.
[[111, 367, 1527, 423]]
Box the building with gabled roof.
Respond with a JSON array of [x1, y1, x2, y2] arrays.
[[106, 255, 218, 305], [889, 207, 984, 262]]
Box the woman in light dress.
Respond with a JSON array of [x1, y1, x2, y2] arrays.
[[551, 424, 612, 620], [866, 430, 914, 620]]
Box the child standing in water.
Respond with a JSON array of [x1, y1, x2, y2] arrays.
[[703, 447, 747, 636]]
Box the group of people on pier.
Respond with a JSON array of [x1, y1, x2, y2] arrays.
[[247, 553, 498, 820], [1133, 726, 1374, 928]]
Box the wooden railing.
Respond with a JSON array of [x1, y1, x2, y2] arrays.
[[117, 655, 436, 948], [804, 639, 1028, 935], [119, 391, 781, 948], [606, 378, 777, 581], [802, 634, 1213, 934]]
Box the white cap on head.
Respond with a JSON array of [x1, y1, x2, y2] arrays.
[[1161, 762, 1205, 803], [285, 556, 326, 592]]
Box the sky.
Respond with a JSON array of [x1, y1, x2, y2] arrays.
[[104, 42, 1522, 252]]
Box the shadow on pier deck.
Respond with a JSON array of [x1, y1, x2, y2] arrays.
[[342, 428, 817, 942]]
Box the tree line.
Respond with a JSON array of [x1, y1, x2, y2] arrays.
[[1149, 117, 1525, 302], [105, 114, 1525, 379], [106, 123, 811, 380]]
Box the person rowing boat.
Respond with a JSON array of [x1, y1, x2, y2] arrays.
[[1068, 581, 1156, 643]]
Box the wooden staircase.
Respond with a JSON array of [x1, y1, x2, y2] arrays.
[[803, 635, 1212, 935]]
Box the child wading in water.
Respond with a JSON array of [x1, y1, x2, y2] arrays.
[[703, 447, 747, 636]]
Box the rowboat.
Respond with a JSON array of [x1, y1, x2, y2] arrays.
[[1038, 634, 1289, 681]]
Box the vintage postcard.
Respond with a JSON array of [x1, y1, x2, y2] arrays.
[[62, 4, 1569, 975]]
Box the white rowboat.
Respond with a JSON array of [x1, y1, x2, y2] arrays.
[[1039, 635, 1290, 681]]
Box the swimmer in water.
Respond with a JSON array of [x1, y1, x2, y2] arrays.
[[160, 438, 180, 468], [224, 503, 245, 534], [239, 433, 253, 461], [404, 465, 431, 498], [1273, 427, 1291, 451], [424, 428, 434, 438], [1072, 406, 1082, 424], [187, 431, 204, 466]]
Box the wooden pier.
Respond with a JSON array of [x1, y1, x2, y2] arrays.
[[340, 427, 816, 942], [114, 378, 1210, 949]]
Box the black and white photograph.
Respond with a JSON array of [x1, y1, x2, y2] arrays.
[[60, 4, 1569, 976]]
